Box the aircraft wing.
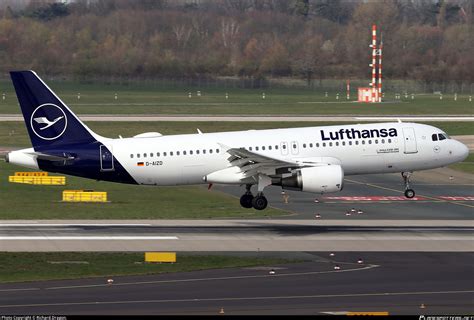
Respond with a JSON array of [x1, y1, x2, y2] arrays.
[[220, 144, 300, 178]]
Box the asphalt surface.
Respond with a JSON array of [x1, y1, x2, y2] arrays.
[[0, 252, 472, 315], [1, 220, 472, 252], [216, 167, 474, 220], [1, 167, 472, 251]]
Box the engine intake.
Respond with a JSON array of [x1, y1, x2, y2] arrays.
[[275, 165, 344, 194]]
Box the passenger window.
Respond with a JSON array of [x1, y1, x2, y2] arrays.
[[203, 150, 206, 154], [282, 145, 286, 149], [256, 147, 259, 151], [368, 140, 372, 144], [309, 143, 313, 148], [432, 134, 438, 141], [150, 153, 154, 157], [323, 143, 326, 147], [249, 147, 252, 151], [275, 145, 279, 150], [216, 149, 219, 153], [329, 142, 332, 147], [388, 139, 392, 143], [190, 150, 193, 155], [355, 141, 359, 145], [177, 151, 180, 156], [303, 143, 306, 148], [362, 140, 365, 145], [163, 152, 167, 156], [349, 141, 352, 145], [293, 144, 297, 148], [137, 153, 140, 158], [381, 139, 385, 144], [196, 150, 200, 154], [316, 143, 320, 147], [144, 153, 147, 158], [374, 140, 378, 144], [209, 149, 213, 154], [262, 146, 265, 150], [130, 154, 134, 158], [269, 146, 272, 150], [335, 142, 339, 146], [342, 141, 345, 146], [170, 152, 174, 156]]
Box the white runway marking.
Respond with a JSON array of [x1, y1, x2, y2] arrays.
[[355, 116, 474, 121], [0, 236, 178, 240], [0, 224, 152, 227], [46, 264, 378, 290], [0, 288, 40, 292], [1, 290, 472, 309]]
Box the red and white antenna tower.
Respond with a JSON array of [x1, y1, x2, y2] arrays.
[[370, 24, 377, 103], [358, 24, 383, 103], [378, 33, 383, 102]]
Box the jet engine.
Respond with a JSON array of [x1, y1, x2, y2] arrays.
[[274, 165, 344, 193]]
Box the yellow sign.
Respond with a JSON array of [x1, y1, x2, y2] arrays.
[[9, 176, 65, 185], [14, 171, 48, 176], [62, 190, 107, 202], [145, 252, 176, 263]]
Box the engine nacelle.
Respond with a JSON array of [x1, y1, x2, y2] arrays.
[[276, 165, 344, 194]]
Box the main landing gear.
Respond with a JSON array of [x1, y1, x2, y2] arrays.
[[402, 172, 415, 198], [240, 182, 269, 211]]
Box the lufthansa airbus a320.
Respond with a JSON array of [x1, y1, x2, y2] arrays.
[[6, 71, 469, 210]]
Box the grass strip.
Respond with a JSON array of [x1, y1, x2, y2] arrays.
[[0, 252, 295, 283]]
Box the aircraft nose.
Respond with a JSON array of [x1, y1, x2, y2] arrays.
[[456, 141, 469, 162]]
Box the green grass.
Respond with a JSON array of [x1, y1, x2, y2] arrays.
[[0, 162, 285, 219], [0, 252, 295, 283], [449, 153, 474, 174], [1, 121, 473, 148], [0, 79, 472, 115]]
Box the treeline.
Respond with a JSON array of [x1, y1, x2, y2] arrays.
[[0, 0, 472, 86]]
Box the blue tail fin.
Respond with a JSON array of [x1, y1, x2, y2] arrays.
[[10, 71, 98, 150]]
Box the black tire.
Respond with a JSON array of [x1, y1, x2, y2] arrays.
[[252, 195, 268, 210], [404, 189, 415, 198], [240, 194, 254, 208]]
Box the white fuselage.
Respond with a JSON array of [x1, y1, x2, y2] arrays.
[[101, 122, 468, 186]]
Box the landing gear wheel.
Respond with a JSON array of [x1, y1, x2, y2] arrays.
[[404, 189, 415, 198], [401, 172, 415, 199], [252, 195, 268, 210], [240, 194, 254, 208]]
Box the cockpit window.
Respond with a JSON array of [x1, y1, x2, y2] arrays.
[[438, 133, 446, 141], [432, 134, 438, 141]]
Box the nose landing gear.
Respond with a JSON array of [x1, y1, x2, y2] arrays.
[[402, 172, 415, 198]]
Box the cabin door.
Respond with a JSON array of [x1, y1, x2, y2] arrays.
[[100, 145, 115, 171], [402, 127, 418, 154]]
